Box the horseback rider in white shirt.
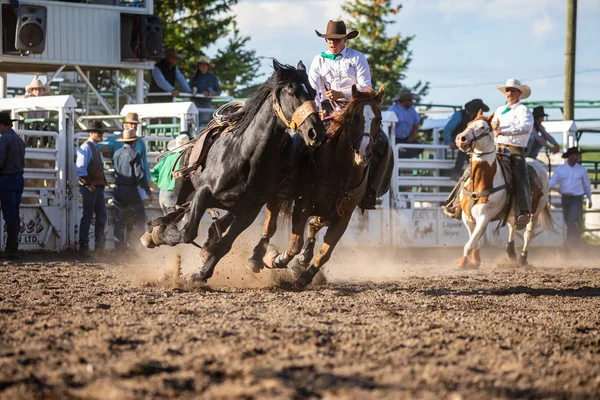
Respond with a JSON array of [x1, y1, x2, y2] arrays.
[[443, 79, 534, 228]]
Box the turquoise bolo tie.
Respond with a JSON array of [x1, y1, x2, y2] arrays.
[[501, 106, 511, 115], [321, 52, 341, 60]]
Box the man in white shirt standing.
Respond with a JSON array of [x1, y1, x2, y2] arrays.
[[308, 20, 372, 110], [491, 78, 534, 228], [549, 147, 593, 247]]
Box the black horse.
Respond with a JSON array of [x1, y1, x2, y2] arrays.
[[140, 60, 326, 282]]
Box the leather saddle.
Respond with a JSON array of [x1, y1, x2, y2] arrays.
[[171, 101, 245, 179]]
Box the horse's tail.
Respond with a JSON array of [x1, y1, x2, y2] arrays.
[[539, 202, 556, 233], [278, 199, 294, 227]]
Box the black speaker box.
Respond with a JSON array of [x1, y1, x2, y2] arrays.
[[15, 5, 47, 54]]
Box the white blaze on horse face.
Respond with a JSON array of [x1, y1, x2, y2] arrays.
[[363, 105, 376, 135], [354, 105, 375, 165]]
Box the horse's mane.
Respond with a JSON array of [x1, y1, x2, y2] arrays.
[[224, 62, 313, 136], [328, 88, 381, 136]]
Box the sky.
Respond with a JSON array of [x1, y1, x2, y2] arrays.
[[7, 0, 600, 121]]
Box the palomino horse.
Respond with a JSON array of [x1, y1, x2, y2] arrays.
[[255, 85, 385, 288], [454, 111, 554, 268], [140, 60, 326, 282]]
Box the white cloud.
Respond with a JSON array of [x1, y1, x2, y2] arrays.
[[420, 0, 560, 20], [532, 14, 555, 40]]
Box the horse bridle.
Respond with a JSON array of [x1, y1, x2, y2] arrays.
[[346, 105, 378, 154], [463, 125, 494, 156], [272, 92, 319, 131]]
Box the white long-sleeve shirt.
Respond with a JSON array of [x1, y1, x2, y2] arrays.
[[491, 102, 533, 148], [308, 46, 372, 103], [549, 162, 592, 201]]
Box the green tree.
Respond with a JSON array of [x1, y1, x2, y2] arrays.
[[212, 22, 262, 97], [341, 0, 428, 104], [155, 0, 261, 95]]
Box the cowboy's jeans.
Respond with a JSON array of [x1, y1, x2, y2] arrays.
[[509, 146, 531, 216], [561, 195, 584, 246], [79, 186, 107, 251], [113, 186, 147, 250], [0, 175, 24, 254]]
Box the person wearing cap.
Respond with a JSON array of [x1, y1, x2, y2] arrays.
[[151, 133, 190, 214], [389, 88, 423, 159], [491, 78, 534, 228], [98, 113, 150, 181], [443, 99, 490, 180], [112, 128, 153, 250], [549, 147, 592, 247], [526, 106, 560, 159], [308, 20, 371, 109], [148, 48, 192, 104], [0, 111, 26, 259], [23, 78, 51, 98], [76, 121, 108, 254]]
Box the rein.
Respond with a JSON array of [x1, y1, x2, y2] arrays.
[[272, 93, 319, 131]]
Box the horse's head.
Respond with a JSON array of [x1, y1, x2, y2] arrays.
[[272, 60, 326, 148], [333, 84, 384, 166], [456, 110, 495, 154]]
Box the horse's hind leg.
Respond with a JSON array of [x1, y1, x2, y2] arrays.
[[248, 197, 282, 273], [192, 205, 262, 282], [295, 215, 351, 289], [519, 216, 538, 266], [288, 217, 325, 277], [506, 220, 517, 261]]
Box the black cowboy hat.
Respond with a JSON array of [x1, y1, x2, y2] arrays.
[[562, 147, 580, 158], [315, 20, 359, 40], [532, 105, 549, 118], [85, 121, 111, 132], [0, 111, 18, 125], [464, 99, 490, 114]]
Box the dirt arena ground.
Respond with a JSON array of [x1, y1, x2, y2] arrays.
[[1, 243, 600, 399]]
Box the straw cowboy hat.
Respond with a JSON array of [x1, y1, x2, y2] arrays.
[[167, 133, 190, 151], [25, 78, 50, 95], [497, 78, 531, 100], [393, 88, 420, 102], [532, 105, 549, 118], [85, 121, 111, 132], [117, 128, 138, 142], [0, 111, 18, 125], [562, 147, 580, 159], [123, 112, 141, 125], [197, 55, 215, 68], [315, 20, 359, 40], [464, 99, 489, 114]]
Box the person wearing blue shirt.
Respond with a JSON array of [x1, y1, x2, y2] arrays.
[[148, 48, 192, 103], [0, 111, 26, 259], [388, 89, 423, 159], [76, 121, 107, 254], [98, 113, 150, 181], [443, 99, 489, 180]]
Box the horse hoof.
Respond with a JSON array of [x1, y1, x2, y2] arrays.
[[295, 265, 319, 289], [191, 272, 207, 283], [518, 255, 528, 267], [457, 256, 468, 269], [140, 232, 156, 248], [263, 250, 279, 269], [247, 256, 263, 273], [151, 226, 164, 246], [288, 258, 307, 279]]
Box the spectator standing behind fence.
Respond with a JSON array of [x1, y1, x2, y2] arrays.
[[0, 111, 26, 260], [148, 48, 192, 104], [526, 106, 560, 159], [23, 78, 50, 98], [76, 121, 108, 255], [98, 113, 150, 182], [443, 99, 490, 180], [189, 56, 221, 108], [151, 133, 190, 214], [112, 129, 153, 250], [388, 89, 423, 159], [549, 147, 592, 248]]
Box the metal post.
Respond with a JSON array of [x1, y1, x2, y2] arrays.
[[115, 70, 120, 112], [46, 65, 66, 86], [564, 0, 577, 121], [136, 69, 144, 104], [85, 71, 90, 116], [74, 66, 116, 115], [0, 73, 7, 98]]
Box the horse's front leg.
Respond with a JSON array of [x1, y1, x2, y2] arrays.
[[248, 197, 282, 273], [263, 202, 310, 270], [519, 215, 538, 266], [458, 213, 488, 269], [288, 216, 325, 277], [200, 212, 235, 262], [295, 215, 351, 289]]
